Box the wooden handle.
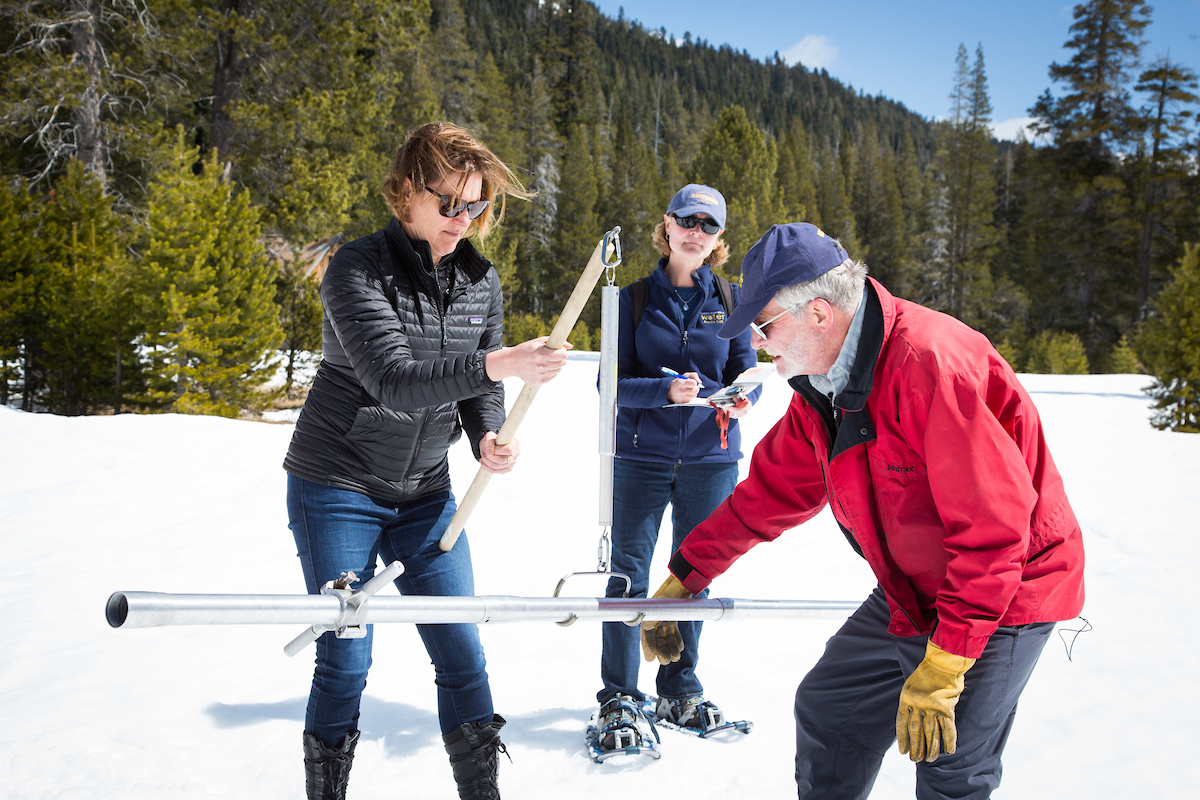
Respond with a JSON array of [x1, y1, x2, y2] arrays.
[[439, 232, 617, 552]]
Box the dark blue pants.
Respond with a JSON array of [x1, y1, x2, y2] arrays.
[[598, 458, 739, 703], [794, 586, 1054, 799], [287, 475, 492, 746]]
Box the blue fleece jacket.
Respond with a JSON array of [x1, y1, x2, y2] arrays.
[[611, 259, 761, 464]]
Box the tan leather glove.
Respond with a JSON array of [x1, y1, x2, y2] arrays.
[[640, 575, 691, 664], [896, 640, 976, 762]]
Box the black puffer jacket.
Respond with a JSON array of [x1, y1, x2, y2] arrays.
[[283, 218, 506, 504]]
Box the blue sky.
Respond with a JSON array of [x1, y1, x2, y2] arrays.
[[590, 1, 1200, 140]]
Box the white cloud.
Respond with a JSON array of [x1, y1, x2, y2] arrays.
[[782, 35, 837, 69], [991, 116, 1043, 142]]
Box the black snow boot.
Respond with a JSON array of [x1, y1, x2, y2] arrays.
[[303, 730, 359, 800], [442, 714, 509, 800]]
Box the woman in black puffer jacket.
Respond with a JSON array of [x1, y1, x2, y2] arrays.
[[284, 122, 569, 800]]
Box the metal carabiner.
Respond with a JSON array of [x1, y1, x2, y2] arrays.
[[602, 226, 622, 286]]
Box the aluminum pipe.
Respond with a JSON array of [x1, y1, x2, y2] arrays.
[[107, 591, 859, 629], [597, 283, 619, 528]]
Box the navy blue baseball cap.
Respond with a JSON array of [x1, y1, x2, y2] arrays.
[[666, 184, 726, 229], [718, 222, 850, 339]]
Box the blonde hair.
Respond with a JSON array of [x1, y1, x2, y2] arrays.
[[651, 220, 731, 268], [381, 122, 530, 240]]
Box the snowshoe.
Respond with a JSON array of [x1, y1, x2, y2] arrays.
[[651, 695, 753, 739], [585, 694, 661, 763]]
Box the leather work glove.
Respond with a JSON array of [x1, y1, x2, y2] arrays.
[[895, 640, 976, 763], [640, 574, 691, 664]]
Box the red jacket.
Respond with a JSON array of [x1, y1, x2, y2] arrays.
[[670, 279, 1085, 659]]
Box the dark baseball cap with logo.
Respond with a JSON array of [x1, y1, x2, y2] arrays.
[[718, 222, 849, 339], [665, 184, 727, 229]]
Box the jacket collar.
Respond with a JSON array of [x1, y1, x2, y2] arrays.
[[383, 217, 492, 290], [835, 279, 890, 411], [791, 277, 895, 412], [650, 258, 716, 298]]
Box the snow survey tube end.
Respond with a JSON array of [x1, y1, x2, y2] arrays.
[[106, 592, 129, 628]]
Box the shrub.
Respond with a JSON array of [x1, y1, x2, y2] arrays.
[[1025, 331, 1090, 374]]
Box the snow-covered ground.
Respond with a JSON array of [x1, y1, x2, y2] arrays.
[[2, 358, 1197, 798]]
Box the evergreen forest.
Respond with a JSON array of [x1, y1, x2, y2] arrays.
[[1, 0, 1198, 429]]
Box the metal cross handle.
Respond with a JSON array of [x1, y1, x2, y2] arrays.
[[283, 560, 405, 657]]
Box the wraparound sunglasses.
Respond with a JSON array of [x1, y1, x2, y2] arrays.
[[671, 213, 721, 235], [426, 187, 491, 220]]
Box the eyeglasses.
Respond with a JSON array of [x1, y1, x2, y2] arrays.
[[750, 303, 803, 340], [425, 186, 491, 220], [671, 213, 721, 235]]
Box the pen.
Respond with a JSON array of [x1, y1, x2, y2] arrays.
[[661, 367, 697, 384]]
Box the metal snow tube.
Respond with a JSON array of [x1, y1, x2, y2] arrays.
[[107, 592, 860, 628], [598, 283, 619, 527], [106, 592, 345, 628]]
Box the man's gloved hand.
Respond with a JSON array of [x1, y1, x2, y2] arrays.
[[896, 640, 976, 763], [639, 575, 691, 664]]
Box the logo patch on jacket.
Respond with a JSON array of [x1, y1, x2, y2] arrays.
[[469, 316, 484, 325], [700, 311, 726, 325]]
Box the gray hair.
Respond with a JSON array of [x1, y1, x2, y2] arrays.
[[773, 258, 868, 316]]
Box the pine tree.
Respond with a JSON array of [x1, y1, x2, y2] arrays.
[[1137, 243, 1200, 432], [776, 118, 820, 226], [1027, 0, 1150, 360], [549, 0, 601, 135], [428, 0, 481, 127], [1109, 335, 1140, 373], [658, 143, 686, 200], [0, 161, 134, 412], [193, 0, 431, 244], [920, 45, 998, 331], [850, 122, 907, 290], [471, 50, 526, 325], [274, 258, 322, 393], [474, 53, 522, 168], [690, 105, 785, 278], [35, 160, 134, 413], [137, 130, 282, 417], [509, 55, 562, 316], [552, 124, 602, 329], [0, 0, 181, 196], [1132, 58, 1198, 318], [603, 111, 660, 277], [894, 132, 934, 296], [813, 136, 859, 256], [1030, 0, 1151, 159]]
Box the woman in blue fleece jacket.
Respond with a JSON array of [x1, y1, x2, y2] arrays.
[[593, 184, 760, 755]]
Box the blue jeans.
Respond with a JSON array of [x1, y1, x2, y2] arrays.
[[794, 586, 1054, 799], [598, 458, 739, 703], [287, 475, 492, 746]]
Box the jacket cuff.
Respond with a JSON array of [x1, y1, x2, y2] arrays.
[[930, 623, 990, 661], [472, 349, 501, 389], [669, 551, 711, 595]]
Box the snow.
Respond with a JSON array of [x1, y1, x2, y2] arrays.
[[2, 359, 1197, 799]]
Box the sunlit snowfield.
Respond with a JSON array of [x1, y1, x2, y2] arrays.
[[2, 357, 1196, 798]]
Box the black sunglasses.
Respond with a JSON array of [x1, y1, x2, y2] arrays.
[[671, 213, 721, 235], [426, 186, 491, 220]]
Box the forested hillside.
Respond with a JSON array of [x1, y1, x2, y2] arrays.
[[2, 0, 1197, 428]]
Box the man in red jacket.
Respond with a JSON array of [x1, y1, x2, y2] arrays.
[[641, 223, 1085, 799]]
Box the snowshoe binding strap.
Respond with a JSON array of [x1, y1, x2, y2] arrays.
[[599, 695, 660, 750]]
